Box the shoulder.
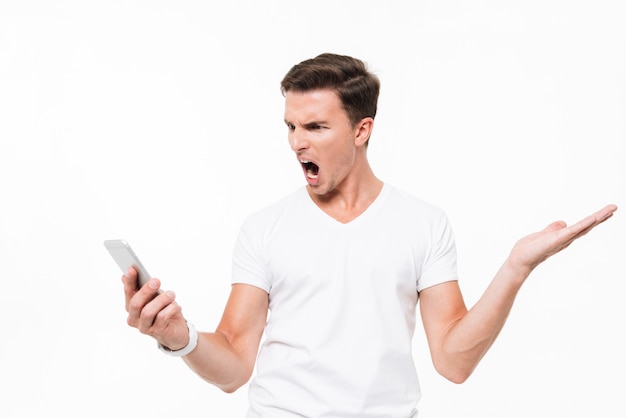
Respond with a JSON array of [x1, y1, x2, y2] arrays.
[[239, 187, 306, 231], [384, 183, 449, 222]]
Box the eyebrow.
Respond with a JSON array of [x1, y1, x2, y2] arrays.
[[284, 119, 327, 127], [306, 120, 325, 127]]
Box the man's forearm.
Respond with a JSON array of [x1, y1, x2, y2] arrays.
[[182, 331, 254, 393], [438, 258, 527, 383]]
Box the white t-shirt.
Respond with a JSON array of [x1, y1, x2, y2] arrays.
[[232, 184, 458, 418]]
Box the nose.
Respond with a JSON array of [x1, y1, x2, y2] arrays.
[[288, 128, 308, 153]]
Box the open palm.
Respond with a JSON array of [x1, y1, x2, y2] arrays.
[[508, 204, 617, 275]]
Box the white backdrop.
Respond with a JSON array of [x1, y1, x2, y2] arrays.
[[1, 1, 624, 417]]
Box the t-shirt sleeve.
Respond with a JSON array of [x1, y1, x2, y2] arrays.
[[231, 216, 272, 293], [417, 211, 458, 292]]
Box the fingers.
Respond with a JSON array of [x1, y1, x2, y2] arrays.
[[510, 204, 617, 274], [126, 277, 166, 320], [123, 268, 178, 331], [565, 204, 617, 239], [538, 204, 618, 257], [122, 267, 161, 310], [594, 204, 618, 223], [122, 267, 140, 311], [134, 290, 179, 334], [121, 269, 189, 349], [583, 204, 617, 226]]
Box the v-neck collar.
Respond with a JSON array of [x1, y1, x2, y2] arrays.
[[300, 183, 390, 227]]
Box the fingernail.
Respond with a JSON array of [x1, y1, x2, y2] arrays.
[[148, 279, 159, 289], [166, 290, 175, 298]]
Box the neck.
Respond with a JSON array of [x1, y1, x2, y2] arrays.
[[307, 165, 383, 224]]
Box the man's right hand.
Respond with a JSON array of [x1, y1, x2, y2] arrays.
[[122, 267, 190, 351]]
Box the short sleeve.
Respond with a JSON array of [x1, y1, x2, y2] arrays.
[[231, 216, 272, 293], [417, 211, 458, 292]]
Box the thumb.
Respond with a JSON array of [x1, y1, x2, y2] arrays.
[[543, 220, 567, 233]]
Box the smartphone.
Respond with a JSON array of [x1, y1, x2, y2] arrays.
[[104, 239, 161, 293]]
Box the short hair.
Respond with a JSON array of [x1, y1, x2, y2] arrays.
[[280, 53, 380, 127]]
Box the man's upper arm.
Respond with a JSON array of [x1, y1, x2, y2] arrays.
[[216, 283, 269, 371], [419, 280, 468, 357]]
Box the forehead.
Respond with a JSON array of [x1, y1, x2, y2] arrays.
[[284, 89, 347, 121]]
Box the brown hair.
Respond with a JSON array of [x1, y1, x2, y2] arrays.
[[280, 53, 380, 127]]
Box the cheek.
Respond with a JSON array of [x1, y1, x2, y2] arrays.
[[319, 133, 357, 171], [333, 143, 357, 166]]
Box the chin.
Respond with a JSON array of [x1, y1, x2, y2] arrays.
[[307, 182, 335, 197]]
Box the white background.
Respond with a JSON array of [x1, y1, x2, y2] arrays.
[[1, 1, 624, 417]]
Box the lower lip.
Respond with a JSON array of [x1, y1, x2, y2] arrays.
[[304, 171, 319, 186]]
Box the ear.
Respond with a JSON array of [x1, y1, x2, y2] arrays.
[[354, 117, 374, 147]]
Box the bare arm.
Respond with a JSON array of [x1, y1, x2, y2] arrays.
[[183, 284, 268, 392], [420, 204, 617, 384], [123, 270, 268, 393]]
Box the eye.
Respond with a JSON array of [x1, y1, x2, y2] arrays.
[[285, 122, 295, 131], [305, 122, 324, 131]]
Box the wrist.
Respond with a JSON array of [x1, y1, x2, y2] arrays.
[[502, 256, 532, 286], [158, 321, 198, 357]]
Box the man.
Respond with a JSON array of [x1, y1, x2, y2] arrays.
[[122, 53, 617, 417]]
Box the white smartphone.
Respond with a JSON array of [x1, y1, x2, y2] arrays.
[[104, 239, 161, 293]]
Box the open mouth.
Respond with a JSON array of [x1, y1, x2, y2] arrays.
[[300, 160, 319, 179]]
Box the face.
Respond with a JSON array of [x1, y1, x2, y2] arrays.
[[284, 89, 366, 196]]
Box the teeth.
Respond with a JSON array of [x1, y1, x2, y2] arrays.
[[300, 159, 319, 179]]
